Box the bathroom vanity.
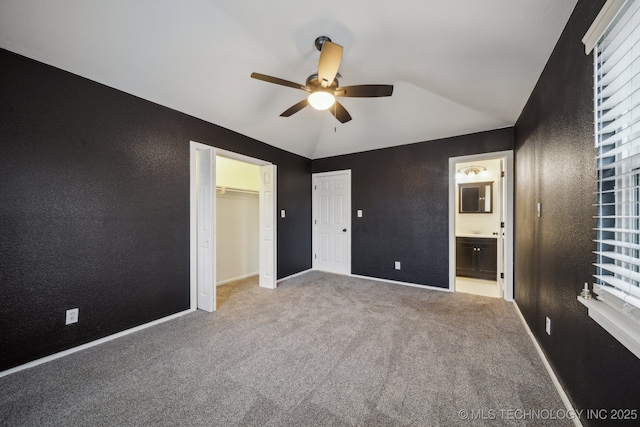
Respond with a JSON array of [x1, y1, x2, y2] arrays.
[[455, 236, 497, 280]]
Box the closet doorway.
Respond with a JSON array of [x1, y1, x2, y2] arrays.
[[215, 156, 260, 303], [189, 142, 277, 312]]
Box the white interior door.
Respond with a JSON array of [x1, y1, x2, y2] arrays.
[[197, 148, 216, 312], [259, 164, 277, 289], [313, 171, 351, 275]]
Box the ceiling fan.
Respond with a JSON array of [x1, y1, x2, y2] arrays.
[[251, 36, 393, 123]]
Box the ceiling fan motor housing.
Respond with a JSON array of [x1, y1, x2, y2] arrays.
[[314, 36, 332, 52], [306, 73, 339, 90]]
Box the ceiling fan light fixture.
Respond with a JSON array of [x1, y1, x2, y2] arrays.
[[308, 91, 335, 110]]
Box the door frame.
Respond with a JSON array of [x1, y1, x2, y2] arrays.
[[312, 170, 352, 275], [448, 150, 514, 301], [190, 141, 277, 311]]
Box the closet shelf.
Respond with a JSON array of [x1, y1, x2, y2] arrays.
[[216, 186, 259, 195]]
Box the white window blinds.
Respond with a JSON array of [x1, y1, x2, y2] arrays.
[[595, 0, 640, 316]]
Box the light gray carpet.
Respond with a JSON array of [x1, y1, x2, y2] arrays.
[[0, 272, 571, 426]]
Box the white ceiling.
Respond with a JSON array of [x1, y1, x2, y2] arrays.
[[0, 0, 578, 159]]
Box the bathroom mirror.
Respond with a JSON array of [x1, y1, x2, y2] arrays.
[[459, 182, 493, 213]]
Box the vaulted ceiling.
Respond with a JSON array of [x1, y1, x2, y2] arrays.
[[0, 0, 578, 159]]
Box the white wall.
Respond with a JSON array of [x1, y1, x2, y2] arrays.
[[216, 156, 260, 192], [216, 156, 260, 284], [455, 159, 501, 236]]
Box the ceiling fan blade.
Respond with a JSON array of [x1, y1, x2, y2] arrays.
[[280, 99, 308, 117], [251, 72, 309, 91], [335, 85, 394, 97], [330, 101, 352, 123], [317, 41, 343, 88]]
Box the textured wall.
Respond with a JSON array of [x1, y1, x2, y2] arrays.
[[0, 49, 311, 371], [312, 128, 513, 287], [514, 1, 640, 423]]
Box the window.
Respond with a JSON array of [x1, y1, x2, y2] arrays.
[[583, 0, 640, 358]]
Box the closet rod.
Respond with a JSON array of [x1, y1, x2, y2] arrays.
[[216, 186, 259, 195]]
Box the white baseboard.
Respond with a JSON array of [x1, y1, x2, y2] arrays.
[[277, 268, 313, 283], [513, 302, 582, 427], [0, 308, 195, 379], [349, 273, 453, 293], [217, 272, 258, 286]]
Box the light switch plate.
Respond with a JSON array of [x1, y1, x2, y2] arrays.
[[357, 210, 363, 217], [66, 308, 79, 325], [281, 210, 285, 218]]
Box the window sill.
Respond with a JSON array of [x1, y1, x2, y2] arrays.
[[578, 296, 640, 359]]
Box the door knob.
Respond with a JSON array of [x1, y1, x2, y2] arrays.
[[343, 229, 347, 232]]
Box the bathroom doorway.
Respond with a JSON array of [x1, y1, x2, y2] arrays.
[[448, 151, 513, 300]]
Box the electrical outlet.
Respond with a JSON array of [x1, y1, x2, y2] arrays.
[[545, 317, 551, 335], [66, 308, 79, 325], [395, 261, 401, 270]]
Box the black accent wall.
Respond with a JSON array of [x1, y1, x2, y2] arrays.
[[312, 128, 513, 287], [0, 49, 311, 371], [514, 1, 640, 424]]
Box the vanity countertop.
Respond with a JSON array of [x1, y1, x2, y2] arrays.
[[456, 233, 498, 239]]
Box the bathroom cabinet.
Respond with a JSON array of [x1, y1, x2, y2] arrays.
[[458, 181, 493, 213], [456, 237, 497, 280]]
